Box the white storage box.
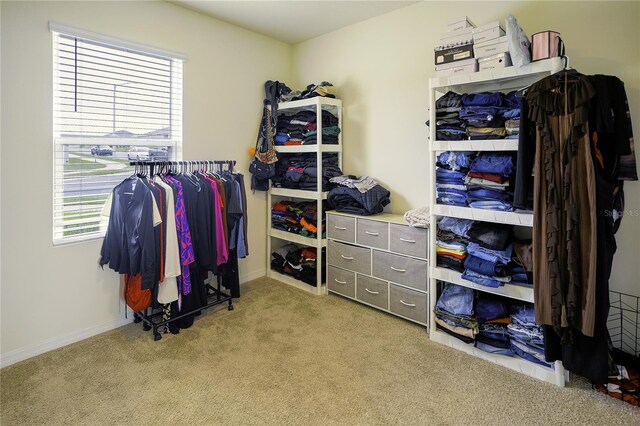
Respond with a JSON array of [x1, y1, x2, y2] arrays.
[[438, 27, 474, 48], [474, 36, 509, 58], [435, 58, 478, 77], [478, 52, 512, 71], [472, 21, 505, 44], [446, 16, 475, 32]]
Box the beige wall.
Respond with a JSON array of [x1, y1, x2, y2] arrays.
[[0, 1, 291, 362], [292, 1, 640, 296]]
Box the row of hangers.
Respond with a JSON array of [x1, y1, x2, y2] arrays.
[[515, 55, 582, 98], [131, 160, 237, 178]]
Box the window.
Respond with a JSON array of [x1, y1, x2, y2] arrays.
[[51, 24, 184, 245]]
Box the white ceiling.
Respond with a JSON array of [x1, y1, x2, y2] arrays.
[[171, 1, 419, 44]]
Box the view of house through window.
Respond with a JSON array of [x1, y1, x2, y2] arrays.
[[52, 29, 183, 244]]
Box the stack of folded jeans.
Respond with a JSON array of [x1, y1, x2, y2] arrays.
[[508, 304, 553, 368], [271, 200, 326, 239], [271, 244, 326, 286], [461, 241, 513, 288], [465, 153, 515, 211], [461, 222, 515, 288], [434, 283, 478, 343], [436, 217, 474, 272], [435, 91, 466, 140], [271, 153, 343, 191], [460, 92, 508, 140], [276, 109, 340, 145], [436, 168, 467, 206], [474, 295, 512, 356], [503, 91, 521, 140], [327, 176, 391, 216]]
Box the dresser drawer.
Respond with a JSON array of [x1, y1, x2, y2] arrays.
[[389, 224, 428, 259], [372, 251, 427, 291], [327, 240, 371, 275], [356, 275, 388, 309], [390, 285, 428, 324], [327, 266, 356, 298], [356, 218, 389, 250], [327, 214, 356, 243]]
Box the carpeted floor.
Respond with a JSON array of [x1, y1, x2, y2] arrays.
[[1, 277, 638, 425]]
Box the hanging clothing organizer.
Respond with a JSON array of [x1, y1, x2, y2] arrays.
[[100, 159, 247, 341]]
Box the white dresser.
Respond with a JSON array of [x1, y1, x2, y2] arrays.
[[326, 212, 429, 326]]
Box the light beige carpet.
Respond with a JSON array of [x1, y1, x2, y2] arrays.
[[1, 277, 638, 425]]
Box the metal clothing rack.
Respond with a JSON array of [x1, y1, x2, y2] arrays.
[[128, 159, 238, 341]]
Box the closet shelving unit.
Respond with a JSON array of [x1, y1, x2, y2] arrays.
[[266, 97, 342, 295], [427, 57, 568, 386]]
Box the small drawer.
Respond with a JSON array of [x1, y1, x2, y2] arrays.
[[390, 224, 428, 259], [390, 285, 428, 324], [327, 240, 371, 275], [327, 214, 355, 243], [356, 275, 388, 310], [328, 266, 355, 298], [356, 218, 389, 250], [372, 251, 427, 292]]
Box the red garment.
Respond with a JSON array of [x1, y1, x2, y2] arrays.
[[466, 171, 507, 183]]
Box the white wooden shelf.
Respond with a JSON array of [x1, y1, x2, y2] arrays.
[[270, 187, 329, 200], [275, 144, 341, 153], [270, 228, 326, 248], [267, 98, 342, 294], [431, 266, 534, 303], [267, 269, 324, 296], [431, 139, 519, 152], [430, 329, 564, 386], [431, 204, 534, 227], [427, 55, 567, 386]]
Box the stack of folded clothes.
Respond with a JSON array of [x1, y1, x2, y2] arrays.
[[436, 217, 473, 272], [460, 92, 507, 140], [327, 175, 391, 215], [465, 152, 515, 211], [275, 110, 340, 145], [508, 303, 553, 368], [282, 81, 337, 101], [461, 221, 514, 288], [434, 91, 466, 140], [503, 90, 521, 139], [271, 243, 326, 286], [506, 240, 533, 286], [435, 151, 475, 206], [475, 295, 512, 356], [434, 283, 478, 343], [271, 153, 342, 191], [271, 200, 326, 239]]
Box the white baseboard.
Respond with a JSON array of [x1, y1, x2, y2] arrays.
[[1, 268, 268, 369], [0, 317, 131, 369]]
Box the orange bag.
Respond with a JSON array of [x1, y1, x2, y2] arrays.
[[124, 274, 152, 312]]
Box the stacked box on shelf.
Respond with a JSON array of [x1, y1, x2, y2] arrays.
[[434, 16, 477, 77], [472, 21, 512, 71]]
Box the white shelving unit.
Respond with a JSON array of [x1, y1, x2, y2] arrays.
[[266, 97, 342, 295], [427, 57, 568, 387]]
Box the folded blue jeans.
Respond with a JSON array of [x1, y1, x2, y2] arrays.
[[435, 283, 475, 316], [461, 270, 503, 288], [467, 242, 513, 264], [475, 296, 508, 322], [437, 151, 475, 171], [469, 153, 514, 176], [439, 217, 474, 238], [461, 92, 505, 107], [510, 303, 536, 324], [464, 254, 507, 277], [468, 200, 514, 211], [467, 188, 512, 202]]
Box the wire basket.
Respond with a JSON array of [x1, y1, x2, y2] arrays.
[[608, 290, 640, 357]]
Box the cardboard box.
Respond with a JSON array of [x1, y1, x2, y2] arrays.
[[435, 58, 478, 77], [435, 43, 474, 65], [478, 52, 512, 71], [438, 27, 474, 48], [472, 21, 505, 44], [446, 17, 475, 32], [474, 36, 509, 58]]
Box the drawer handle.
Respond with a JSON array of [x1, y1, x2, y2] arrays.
[[334, 226, 347, 230], [365, 288, 379, 295], [400, 300, 416, 308], [340, 255, 354, 260], [365, 231, 380, 236], [390, 266, 406, 273], [400, 238, 416, 243], [334, 278, 347, 284]]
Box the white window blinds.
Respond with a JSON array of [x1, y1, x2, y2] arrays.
[[52, 27, 183, 245]]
